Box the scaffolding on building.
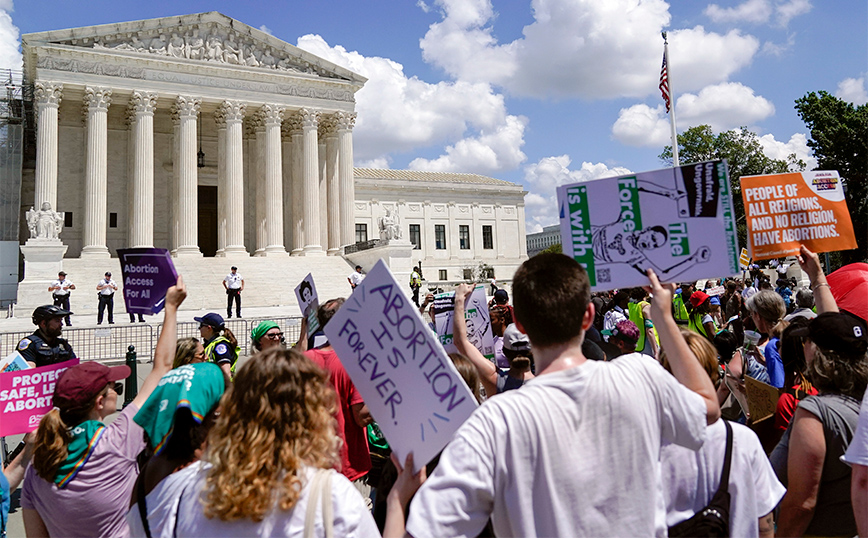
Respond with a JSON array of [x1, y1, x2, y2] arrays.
[[0, 69, 29, 309]]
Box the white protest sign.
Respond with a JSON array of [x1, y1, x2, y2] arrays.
[[323, 259, 479, 472], [557, 160, 739, 291], [433, 286, 495, 359], [294, 273, 320, 333]]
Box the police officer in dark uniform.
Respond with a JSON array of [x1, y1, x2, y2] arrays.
[[16, 305, 77, 367]]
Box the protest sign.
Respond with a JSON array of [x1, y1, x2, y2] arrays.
[[0, 351, 30, 373], [557, 160, 739, 291], [0, 358, 79, 436], [706, 285, 725, 297], [739, 248, 751, 270], [323, 259, 478, 472], [117, 248, 179, 315], [294, 273, 320, 333], [433, 286, 494, 359], [740, 171, 857, 261], [744, 375, 780, 423]]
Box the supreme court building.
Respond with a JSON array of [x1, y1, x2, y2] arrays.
[[10, 12, 527, 312]]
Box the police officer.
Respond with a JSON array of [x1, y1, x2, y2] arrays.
[[17, 305, 76, 367], [223, 266, 243, 318], [48, 271, 75, 326], [195, 312, 240, 378], [96, 271, 117, 325]]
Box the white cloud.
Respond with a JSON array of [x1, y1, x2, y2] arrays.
[[704, 0, 810, 26], [705, 0, 773, 24], [296, 34, 527, 173], [0, 1, 21, 71], [836, 76, 868, 106], [419, 0, 759, 99], [758, 132, 817, 170], [760, 33, 795, 56], [258, 25, 273, 35], [523, 155, 631, 232], [612, 82, 775, 147], [356, 157, 392, 169]]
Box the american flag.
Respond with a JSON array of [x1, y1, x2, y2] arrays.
[[659, 53, 671, 113]]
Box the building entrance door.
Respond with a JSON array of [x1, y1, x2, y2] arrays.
[[198, 186, 218, 257]]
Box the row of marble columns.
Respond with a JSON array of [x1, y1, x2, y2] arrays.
[[32, 80, 357, 258]]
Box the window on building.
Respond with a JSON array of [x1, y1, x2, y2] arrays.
[[435, 224, 446, 249], [409, 224, 421, 250], [463, 268, 473, 280], [109, 212, 118, 228], [64, 212, 73, 227], [482, 225, 493, 249], [355, 223, 367, 243], [459, 225, 470, 250], [439, 269, 447, 280]]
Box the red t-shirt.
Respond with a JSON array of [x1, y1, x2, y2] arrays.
[[774, 384, 819, 434], [305, 347, 371, 481]]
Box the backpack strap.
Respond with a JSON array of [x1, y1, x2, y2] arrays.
[[717, 419, 733, 494]]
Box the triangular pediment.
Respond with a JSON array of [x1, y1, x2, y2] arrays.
[[22, 12, 366, 85]]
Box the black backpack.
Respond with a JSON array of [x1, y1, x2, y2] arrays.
[[668, 419, 732, 537]]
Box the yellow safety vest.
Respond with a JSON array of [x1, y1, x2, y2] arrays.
[[688, 312, 713, 338], [628, 301, 658, 353], [673, 294, 689, 325], [204, 335, 240, 377]]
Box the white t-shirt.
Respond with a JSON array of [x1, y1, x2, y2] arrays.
[[99, 279, 117, 295], [406, 353, 708, 538], [660, 420, 785, 536], [51, 279, 73, 295], [843, 388, 868, 466], [348, 271, 365, 287], [174, 465, 377, 537], [126, 462, 202, 538]]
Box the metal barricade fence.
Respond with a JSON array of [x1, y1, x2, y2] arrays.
[[1, 316, 304, 364]]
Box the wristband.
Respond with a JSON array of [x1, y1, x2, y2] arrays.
[[811, 282, 830, 291]]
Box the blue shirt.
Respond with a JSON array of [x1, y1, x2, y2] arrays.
[[765, 336, 784, 388]]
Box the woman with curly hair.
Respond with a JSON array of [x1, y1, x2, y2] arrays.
[[771, 246, 868, 537], [174, 347, 378, 536]]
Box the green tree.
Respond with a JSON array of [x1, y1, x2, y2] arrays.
[[538, 243, 562, 255], [660, 125, 800, 252], [795, 91, 868, 265]]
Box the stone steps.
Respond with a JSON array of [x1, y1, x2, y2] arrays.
[[16, 255, 359, 317]]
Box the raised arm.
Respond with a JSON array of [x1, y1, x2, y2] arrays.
[[131, 276, 186, 409], [453, 284, 498, 397], [646, 269, 720, 424], [797, 245, 838, 314]]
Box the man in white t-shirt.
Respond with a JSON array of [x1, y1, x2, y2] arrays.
[[222, 266, 243, 318], [403, 253, 721, 537], [843, 387, 868, 536]]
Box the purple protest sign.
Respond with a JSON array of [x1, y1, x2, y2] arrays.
[[117, 248, 179, 315], [0, 358, 79, 436]]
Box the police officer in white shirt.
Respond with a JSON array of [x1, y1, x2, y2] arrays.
[[48, 271, 75, 326], [223, 266, 244, 318], [96, 271, 118, 325], [348, 265, 365, 290]]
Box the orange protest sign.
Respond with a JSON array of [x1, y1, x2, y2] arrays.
[[740, 171, 857, 261]]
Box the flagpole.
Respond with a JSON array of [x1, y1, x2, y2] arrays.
[[662, 32, 679, 167]]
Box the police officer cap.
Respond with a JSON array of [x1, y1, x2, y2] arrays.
[[32, 304, 73, 325]]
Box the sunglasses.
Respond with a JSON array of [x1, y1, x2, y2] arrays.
[[111, 382, 124, 396], [265, 332, 284, 340]]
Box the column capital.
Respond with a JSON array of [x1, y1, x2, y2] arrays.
[[298, 107, 320, 130], [34, 82, 63, 108], [83, 86, 112, 111], [258, 104, 285, 127], [335, 111, 357, 131], [216, 100, 246, 124], [129, 91, 157, 116], [171, 95, 201, 123], [283, 112, 304, 136], [318, 114, 338, 138]]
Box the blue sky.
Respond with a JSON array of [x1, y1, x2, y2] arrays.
[[2, 0, 865, 232]]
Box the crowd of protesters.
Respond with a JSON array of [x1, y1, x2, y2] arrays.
[[2, 244, 867, 537]]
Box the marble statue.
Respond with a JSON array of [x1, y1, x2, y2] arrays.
[[26, 202, 64, 240], [378, 207, 402, 241]]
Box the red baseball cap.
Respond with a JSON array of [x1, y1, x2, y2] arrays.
[[689, 291, 710, 309], [53, 362, 130, 410]]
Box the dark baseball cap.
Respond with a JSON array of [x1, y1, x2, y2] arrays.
[[790, 311, 868, 357], [105, 271, 111, 276], [54, 362, 130, 410], [230, 266, 237, 270], [194, 312, 225, 328], [493, 289, 509, 304], [58, 271, 67, 276]]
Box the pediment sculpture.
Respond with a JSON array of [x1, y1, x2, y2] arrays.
[[86, 24, 330, 77]]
